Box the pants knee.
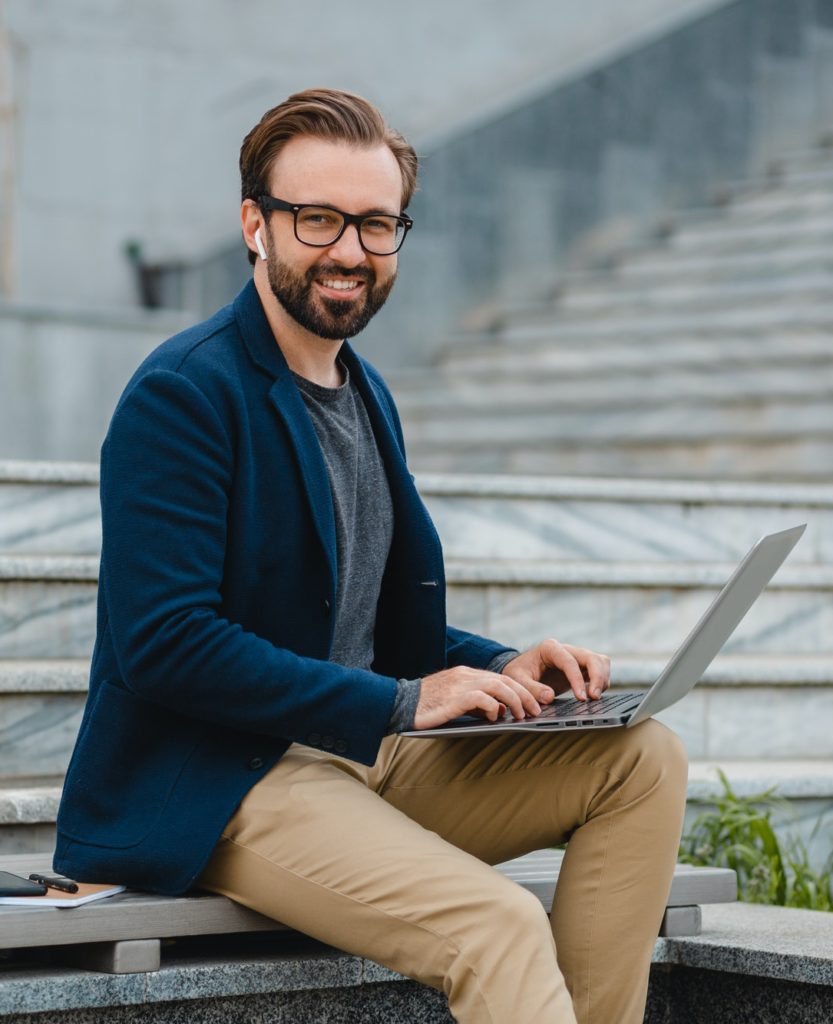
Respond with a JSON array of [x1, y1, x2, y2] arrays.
[[466, 881, 552, 958], [619, 719, 689, 800]]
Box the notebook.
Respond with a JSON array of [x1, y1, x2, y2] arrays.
[[0, 882, 126, 908]]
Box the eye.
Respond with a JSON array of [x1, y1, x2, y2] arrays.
[[362, 216, 397, 234], [298, 208, 340, 229]]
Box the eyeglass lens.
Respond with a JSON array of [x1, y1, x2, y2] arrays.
[[295, 207, 405, 254]]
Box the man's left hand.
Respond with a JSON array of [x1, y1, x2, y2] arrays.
[[503, 639, 612, 706]]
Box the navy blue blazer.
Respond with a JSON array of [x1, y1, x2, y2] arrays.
[[54, 280, 512, 895]]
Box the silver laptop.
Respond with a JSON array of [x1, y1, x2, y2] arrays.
[[404, 523, 806, 738]]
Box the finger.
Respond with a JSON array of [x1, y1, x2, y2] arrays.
[[567, 648, 612, 699], [498, 674, 543, 717], [450, 672, 529, 720], [490, 677, 533, 719], [456, 690, 505, 723], [541, 640, 588, 701], [506, 669, 555, 707]]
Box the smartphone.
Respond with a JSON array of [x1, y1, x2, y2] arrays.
[[0, 871, 47, 896]]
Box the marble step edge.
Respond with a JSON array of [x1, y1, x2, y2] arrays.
[[720, 165, 833, 196], [443, 560, 830, 590], [4, 655, 833, 695], [400, 382, 833, 418], [666, 208, 833, 237], [499, 313, 833, 345], [436, 331, 831, 372], [4, 464, 833, 509], [396, 378, 833, 412], [0, 460, 99, 485], [1, 556, 829, 589], [6, 761, 833, 824], [613, 215, 833, 259], [507, 301, 833, 334], [0, 659, 90, 693], [417, 473, 833, 507], [555, 276, 833, 309], [612, 243, 833, 279], [441, 326, 832, 360], [559, 270, 833, 304], [0, 555, 98, 581], [666, 188, 833, 227], [406, 421, 833, 450]]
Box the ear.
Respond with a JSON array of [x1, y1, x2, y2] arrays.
[[241, 199, 265, 260]]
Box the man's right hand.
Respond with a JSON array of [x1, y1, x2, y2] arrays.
[[413, 666, 552, 730]]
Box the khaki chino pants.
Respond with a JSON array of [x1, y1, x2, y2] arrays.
[[198, 719, 688, 1023]]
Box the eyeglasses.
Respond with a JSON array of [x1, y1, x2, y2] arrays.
[[257, 195, 413, 256]]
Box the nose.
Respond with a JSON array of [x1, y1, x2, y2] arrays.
[[327, 223, 366, 265]]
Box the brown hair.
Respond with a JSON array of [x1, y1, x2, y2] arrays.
[[240, 88, 418, 265]]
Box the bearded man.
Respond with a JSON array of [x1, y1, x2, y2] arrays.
[[56, 88, 687, 1024]]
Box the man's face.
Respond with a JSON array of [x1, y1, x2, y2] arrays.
[[260, 136, 403, 340]]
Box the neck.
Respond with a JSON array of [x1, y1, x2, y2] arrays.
[[254, 269, 345, 388]]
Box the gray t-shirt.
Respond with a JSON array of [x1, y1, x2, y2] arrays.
[[295, 363, 517, 733], [294, 363, 393, 671]]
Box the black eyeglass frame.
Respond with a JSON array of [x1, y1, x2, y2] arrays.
[[257, 195, 413, 255]]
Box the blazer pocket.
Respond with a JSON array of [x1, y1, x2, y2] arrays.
[[58, 680, 201, 849]]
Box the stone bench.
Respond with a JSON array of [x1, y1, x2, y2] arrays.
[[0, 850, 735, 979]]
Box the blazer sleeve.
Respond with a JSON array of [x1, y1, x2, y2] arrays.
[[98, 368, 398, 766]]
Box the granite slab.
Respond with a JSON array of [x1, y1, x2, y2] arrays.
[[654, 902, 833, 987]]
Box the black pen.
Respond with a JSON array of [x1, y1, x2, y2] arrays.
[[28, 873, 79, 894]]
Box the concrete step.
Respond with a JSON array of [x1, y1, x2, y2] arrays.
[[394, 362, 833, 414], [407, 433, 833, 482], [0, 660, 88, 784], [769, 146, 833, 178], [0, 461, 100, 555], [725, 165, 833, 197], [444, 559, 833, 657], [4, 656, 833, 785], [0, 557, 97, 658], [553, 272, 833, 315], [438, 329, 831, 375], [661, 181, 833, 234], [402, 393, 833, 448], [663, 211, 833, 253], [418, 475, 833, 565], [1, 551, 829, 663], [5, 760, 830, 862], [505, 298, 833, 336], [685, 182, 833, 224], [613, 240, 833, 285], [6, 465, 833, 566]]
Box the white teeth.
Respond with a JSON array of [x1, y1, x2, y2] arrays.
[[320, 278, 359, 291]]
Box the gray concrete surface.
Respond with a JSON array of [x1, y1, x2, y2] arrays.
[[0, 0, 728, 310]]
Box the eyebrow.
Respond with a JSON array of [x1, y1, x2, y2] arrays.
[[304, 201, 401, 217]]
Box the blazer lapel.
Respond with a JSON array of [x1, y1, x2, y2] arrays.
[[234, 282, 337, 590], [268, 376, 338, 589]]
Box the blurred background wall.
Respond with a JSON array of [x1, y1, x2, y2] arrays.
[[1, 0, 831, 461]]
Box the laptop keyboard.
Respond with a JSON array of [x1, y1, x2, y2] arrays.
[[533, 691, 642, 720]]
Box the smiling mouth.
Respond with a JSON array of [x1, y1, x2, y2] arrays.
[[316, 277, 365, 298]]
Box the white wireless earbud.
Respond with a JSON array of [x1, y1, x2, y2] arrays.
[[254, 228, 268, 261]]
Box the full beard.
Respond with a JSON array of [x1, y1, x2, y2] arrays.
[[266, 254, 396, 340]]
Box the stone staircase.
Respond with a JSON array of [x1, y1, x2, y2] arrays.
[[2, 462, 832, 865], [391, 143, 833, 480]]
